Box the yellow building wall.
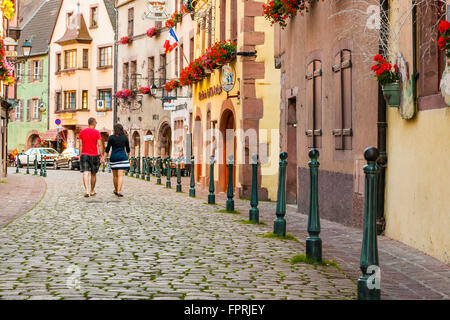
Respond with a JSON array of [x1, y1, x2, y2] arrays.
[[385, 0, 449, 264], [385, 107, 450, 263]]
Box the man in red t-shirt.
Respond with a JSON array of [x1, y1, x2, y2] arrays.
[[79, 118, 105, 197]]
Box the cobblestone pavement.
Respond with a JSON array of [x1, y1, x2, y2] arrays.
[[0, 171, 46, 227], [183, 178, 450, 300], [0, 169, 356, 300]]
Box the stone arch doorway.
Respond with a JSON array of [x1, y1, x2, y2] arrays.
[[193, 115, 203, 183], [219, 109, 236, 193], [158, 122, 172, 158], [132, 131, 141, 157], [26, 133, 40, 150], [144, 130, 154, 157]]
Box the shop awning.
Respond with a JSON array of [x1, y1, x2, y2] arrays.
[[40, 129, 67, 141]]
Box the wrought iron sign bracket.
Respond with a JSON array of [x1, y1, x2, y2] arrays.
[[236, 51, 257, 57], [226, 91, 240, 100]]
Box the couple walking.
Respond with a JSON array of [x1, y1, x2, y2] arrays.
[[79, 118, 130, 198]]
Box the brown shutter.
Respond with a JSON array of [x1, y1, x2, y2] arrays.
[[231, 0, 238, 41], [28, 61, 33, 83], [38, 99, 42, 120], [38, 60, 43, 82], [342, 50, 352, 150], [220, 0, 226, 41], [305, 62, 314, 148], [27, 100, 31, 121], [313, 60, 322, 148], [332, 52, 344, 150], [20, 100, 24, 121]]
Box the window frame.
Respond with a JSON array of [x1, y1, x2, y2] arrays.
[[98, 89, 112, 111], [98, 46, 112, 68], [64, 49, 77, 69], [64, 91, 77, 110], [90, 6, 98, 28], [81, 90, 88, 110]]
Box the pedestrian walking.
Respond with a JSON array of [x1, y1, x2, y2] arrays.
[[104, 124, 130, 197], [79, 118, 105, 197]]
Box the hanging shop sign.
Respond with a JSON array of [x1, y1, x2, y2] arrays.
[[143, 0, 169, 20], [163, 101, 177, 111], [199, 85, 222, 101], [144, 135, 154, 141], [221, 64, 236, 93]]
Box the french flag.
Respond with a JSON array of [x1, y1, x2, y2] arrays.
[[164, 28, 179, 54]]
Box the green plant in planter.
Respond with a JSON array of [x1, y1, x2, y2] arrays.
[[372, 54, 401, 107]]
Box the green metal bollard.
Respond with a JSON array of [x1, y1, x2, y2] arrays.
[[156, 157, 162, 185], [26, 155, 30, 174], [146, 158, 151, 181], [208, 155, 215, 204], [306, 149, 322, 263], [102, 161, 106, 172], [166, 158, 172, 188], [34, 158, 38, 176], [16, 155, 19, 173], [136, 156, 141, 177], [130, 157, 135, 177], [358, 147, 381, 300], [108, 158, 111, 173], [189, 156, 195, 197], [40, 157, 43, 176], [273, 152, 288, 237], [249, 154, 259, 223], [226, 155, 234, 212], [141, 157, 146, 180], [43, 156, 47, 178], [176, 158, 182, 192]]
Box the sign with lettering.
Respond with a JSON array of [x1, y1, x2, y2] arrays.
[[163, 101, 177, 111], [199, 85, 222, 101]]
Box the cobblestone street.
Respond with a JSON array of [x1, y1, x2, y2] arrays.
[[0, 170, 356, 300]]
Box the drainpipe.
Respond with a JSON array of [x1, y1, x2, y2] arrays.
[[113, 5, 119, 125], [47, 46, 51, 130], [376, 0, 389, 235]]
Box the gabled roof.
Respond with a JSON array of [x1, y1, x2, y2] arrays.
[[55, 13, 93, 45], [17, 0, 63, 58], [103, 0, 117, 30]]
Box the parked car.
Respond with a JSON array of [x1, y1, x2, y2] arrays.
[[55, 148, 80, 170], [17, 148, 60, 168]]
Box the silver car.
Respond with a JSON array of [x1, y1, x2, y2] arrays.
[[17, 148, 60, 168]]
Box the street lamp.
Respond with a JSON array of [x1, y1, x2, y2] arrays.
[[22, 39, 32, 57], [150, 83, 158, 96]]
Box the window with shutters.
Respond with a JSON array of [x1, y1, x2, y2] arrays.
[[91, 6, 98, 28], [305, 60, 323, 148], [128, 8, 134, 37], [16, 62, 23, 83], [159, 54, 166, 87], [230, 0, 238, 41], [82, 49, 89, 69], [56, 92, 62, 111], [220, 0, 226, 41], [123, 63, 129, 88], [130, 60, 137, 89], [33, 99, 40, 120], [148, 57, 155, 85], [26, 100, 31, 121], [332, 49, 353, 150], [33, 60, 40, 81], [56, 53, 61, 72], [82, 90, 88, 109], [15, 100, 21, 121]]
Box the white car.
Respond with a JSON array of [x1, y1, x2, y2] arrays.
[[17, 148, 60, 168]]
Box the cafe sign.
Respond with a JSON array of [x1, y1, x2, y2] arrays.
[[199, 85, 222, 101]]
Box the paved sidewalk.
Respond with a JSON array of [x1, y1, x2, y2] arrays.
[[0, 170, 355, 300], [178, 176, 450, 300], [0, 172, 46, 227]]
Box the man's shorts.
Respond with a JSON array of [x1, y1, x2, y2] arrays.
[[80, 155, 100, 174]]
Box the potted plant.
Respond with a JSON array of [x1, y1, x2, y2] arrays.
[[262, 0, 321, 28], [371, 54, 400, 107], [139, 86, 151, 95], [146, 27, 160, 38], [0, 39, 15, 85], [119, 36, 132, 45]]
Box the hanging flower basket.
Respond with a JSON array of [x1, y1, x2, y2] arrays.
[[119, 36, 133, 45], [146, 27, 160, 38], [0, 39, 15, 85], [382, 82, 401, 108], [371, 54, 400, 107], [139, 86, 151, 95]]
